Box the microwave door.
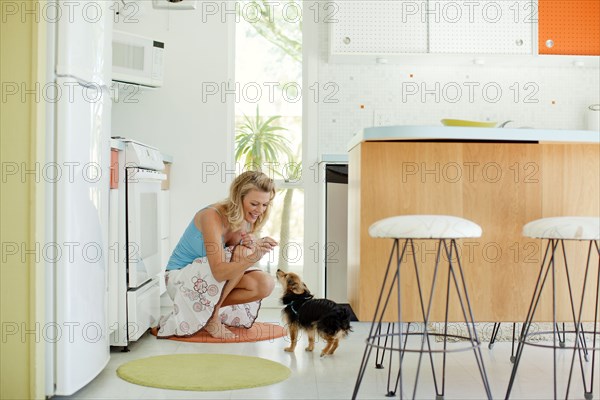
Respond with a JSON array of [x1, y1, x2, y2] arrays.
[[112, 32, 154, 87]]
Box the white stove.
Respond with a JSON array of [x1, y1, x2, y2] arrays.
[[110, 138, 166, 348]]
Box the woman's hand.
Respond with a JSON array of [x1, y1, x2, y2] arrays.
[[243, 236, 278, 263], [256, 236, 278, 251], [240, 233, 278, 250], [239, 231, 256, 248]]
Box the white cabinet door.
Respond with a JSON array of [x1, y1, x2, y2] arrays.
[[429, 0, 533, 54], [330, 0, 428, 55]]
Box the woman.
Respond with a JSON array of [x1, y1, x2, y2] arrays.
[[157, 171, 278, 339]]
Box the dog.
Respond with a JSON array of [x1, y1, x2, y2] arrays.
[[276, 269, 352, 357]]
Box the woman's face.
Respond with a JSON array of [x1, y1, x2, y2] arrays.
[[242, 189, 271, 224]]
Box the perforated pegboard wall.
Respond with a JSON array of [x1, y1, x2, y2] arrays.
[[429, 0, 533, 54], [330, 0, 428, 54]]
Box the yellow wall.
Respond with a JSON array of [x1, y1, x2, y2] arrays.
[[1, 1, 46, 398]]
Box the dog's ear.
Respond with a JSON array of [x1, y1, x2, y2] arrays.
[[302, 283, 311, 295], [288, 278, 305, 295]]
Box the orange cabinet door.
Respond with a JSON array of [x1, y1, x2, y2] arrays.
[[539, 0, 600, 55]]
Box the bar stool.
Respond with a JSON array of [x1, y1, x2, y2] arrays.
[[352, 215, 492, 400], [506, 217, 600, 400]]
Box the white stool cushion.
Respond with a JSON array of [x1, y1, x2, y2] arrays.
[[523, 217, 600, 240], [369, 215, 482, 239]]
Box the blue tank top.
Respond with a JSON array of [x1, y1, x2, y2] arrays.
[[166, 208, 225, 271]]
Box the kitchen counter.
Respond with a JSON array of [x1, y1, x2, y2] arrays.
[[347, 127, 599, 322], [319, 153, 349, 163], [348, 125, 600, 151]]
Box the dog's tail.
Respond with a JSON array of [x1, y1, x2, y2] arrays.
[[337, 307, 353, 333], [319, 306, 353, 335]]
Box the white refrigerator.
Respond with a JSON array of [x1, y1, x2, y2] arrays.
[[45, 1, 112, 395]]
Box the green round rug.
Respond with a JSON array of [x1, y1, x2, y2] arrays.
[[116, 354, 291, 391]]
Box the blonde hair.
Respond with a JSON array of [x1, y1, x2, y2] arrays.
[[218, 171, 276, 233]]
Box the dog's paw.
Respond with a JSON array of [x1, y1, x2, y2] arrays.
[[284, 347, 295, 352], [305, 346, 314, 352], [320, 351, 329, 358]]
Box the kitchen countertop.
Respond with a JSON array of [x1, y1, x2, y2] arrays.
[[110, 138, 125, 151], [110, 137, 173, 163], [319, 154, 349, 163], [348, 125, 600, 151]]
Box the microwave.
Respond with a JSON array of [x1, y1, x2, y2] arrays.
[[112, 31, 164, 87]]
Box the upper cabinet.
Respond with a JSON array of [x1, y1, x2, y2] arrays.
[[429, 0, 532, 54], [330, 0, 533, 57], [538, 0, 600, 55], [330, 0, 428, 55], [329, 0, 600, 62]]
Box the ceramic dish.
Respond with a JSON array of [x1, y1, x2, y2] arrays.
[[441, 119, 497, 128]]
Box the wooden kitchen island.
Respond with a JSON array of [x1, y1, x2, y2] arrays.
[[347, 126, 600, 322]]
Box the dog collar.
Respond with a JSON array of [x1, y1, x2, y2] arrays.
[[288, 296, 313, 315]]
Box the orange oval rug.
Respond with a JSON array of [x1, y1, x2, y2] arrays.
[[151, 322, 287, 343]]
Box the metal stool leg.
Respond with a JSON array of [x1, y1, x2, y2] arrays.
[[448, 239, 493, 399], [353, 239, 409, 399], [408, 239, 445, 399], [490, 322, 519, 363], [506, 239, 600, 400], [506, 239, 558, 399], [353, 237, 492, 400], [578, 323, 589, 362], [556, 323, 566, 348], [510, 323, 517, 363], [386, 323, 412, 397], [558, 239, 598, 399], [565, 240, 599, 400], [488, 323, 501, 349], [375, 323, 392, 369]]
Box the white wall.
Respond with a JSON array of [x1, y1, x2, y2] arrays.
[[111, 1, 235, 241]]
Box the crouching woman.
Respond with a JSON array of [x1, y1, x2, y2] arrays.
[[157, 171, 278, 339]]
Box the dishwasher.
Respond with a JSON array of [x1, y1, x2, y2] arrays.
[[325, 164, 356, 320]]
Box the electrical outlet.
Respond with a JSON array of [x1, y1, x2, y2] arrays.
[[373, 110, 393, 127]]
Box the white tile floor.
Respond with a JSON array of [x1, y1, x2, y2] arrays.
[[56, 309, 599, 400]]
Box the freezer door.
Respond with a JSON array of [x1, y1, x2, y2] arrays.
[[55, 0, 112, 85], [54, 78, 110, 395]]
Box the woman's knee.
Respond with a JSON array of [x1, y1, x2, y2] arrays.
[[255, 273, 275, 299]]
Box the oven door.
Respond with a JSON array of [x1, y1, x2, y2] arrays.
[[126, 168, 166, 288]]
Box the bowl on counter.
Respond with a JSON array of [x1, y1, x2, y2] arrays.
[[441, 119, 497, 128]]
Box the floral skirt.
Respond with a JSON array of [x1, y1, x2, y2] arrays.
[[157, 247, 261, 338]]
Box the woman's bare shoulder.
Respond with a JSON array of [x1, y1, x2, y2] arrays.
[[196, 205, 225, 229]]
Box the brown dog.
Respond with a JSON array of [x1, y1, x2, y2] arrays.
[[276, 269, 352, 357]]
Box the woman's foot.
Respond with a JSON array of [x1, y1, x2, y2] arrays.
[[204, 319, 237, 339]]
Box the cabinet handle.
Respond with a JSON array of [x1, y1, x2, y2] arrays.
[[343, 37, 351, 45], [545, 39, 554, 48], [516, 39, 524, 47]]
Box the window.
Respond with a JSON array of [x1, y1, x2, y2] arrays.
[[234, 1, 304, 303]]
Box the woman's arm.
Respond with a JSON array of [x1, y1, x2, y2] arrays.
[[199, 209, 270, 282]]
